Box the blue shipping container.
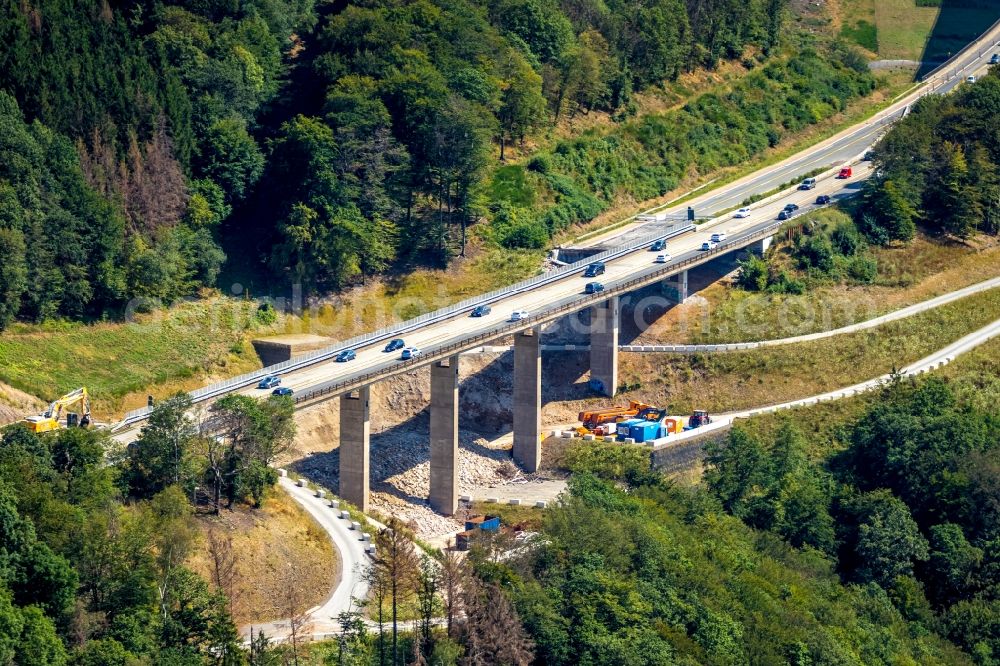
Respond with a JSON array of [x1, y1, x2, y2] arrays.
[[616, 419, 642, 439], [629, 421, 660, 443]]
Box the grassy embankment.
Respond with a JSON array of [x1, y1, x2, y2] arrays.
[[718, 330, 1000, 465], [635, 210, 1000, 345], [0, 299, 273, 418], [186, 488, 338, 627], [614, 284, 1000, 415]]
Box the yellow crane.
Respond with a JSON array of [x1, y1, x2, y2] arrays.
[[23, 387, 92, 433]]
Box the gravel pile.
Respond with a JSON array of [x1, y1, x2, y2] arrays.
[[290, 433, 526, 540]]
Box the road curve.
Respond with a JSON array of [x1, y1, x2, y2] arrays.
[[649, 315, 1000, 450], [242, 477, 371, 642]]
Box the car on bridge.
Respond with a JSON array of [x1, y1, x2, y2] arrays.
[[650, 239, 666, 251], [655, 253, 670, 263], [272, 387, 294, 397], [991, 54, 999, 64], [401, 347, 422, 360], [384, 338, 405, 352], [711, 232, 727, 243], [967, 75, 977, 83], [816, 194, 831, 205], [583, 261, 606, 277], [798, 177, 816, 190], [584, 282, 605, 294], [783, 203, 799, 213], [700, 241, 715, 251], [470, 304, 492, 317], [734, 207, 751, 218], [778, 209, 796, 221], [257, 375, 280, 389], [336, 349, 357, 362], [509, 310, 530, 322]]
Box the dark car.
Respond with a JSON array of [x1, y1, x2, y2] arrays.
[[470, 304, 492, 317], [863, 150, 875, 161], [584, 282, 605, 294], [778, 209, 795, 221], [583, 261, 606, 278], [384, 338, 405, 352], [336, 349, 357, 362], [257, 375, 280, 389], [272, 387, 293, 397], [816, 194, 831, 205], [783, 203, 800, 212], [991, 53, 999, 65], [650, 239, 666, 251]]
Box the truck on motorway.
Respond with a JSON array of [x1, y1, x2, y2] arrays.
[[838, 166, 852, 179]]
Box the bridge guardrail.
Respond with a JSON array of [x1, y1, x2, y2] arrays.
[[116, 221, 697, 429], [117, 25, 1000, 431], [291, 222, 783, 405]]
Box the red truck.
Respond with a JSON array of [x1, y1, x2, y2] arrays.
[[838, 166, 853, 179]]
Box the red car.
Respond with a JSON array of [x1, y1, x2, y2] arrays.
[[838, 166, 853, 179]]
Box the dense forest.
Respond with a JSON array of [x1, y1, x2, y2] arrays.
[[472, 373, 996, 665], [0, 393, 294, 663], [703, 376, 1000, 664], [0, 0, 882, 328]]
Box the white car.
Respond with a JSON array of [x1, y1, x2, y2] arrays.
[[509, 310, 529, 322], [700, 241, 715, 251], [710, 232, 727, 243], [967, 75, 977, 83], [400, 347, 421, 360], [655, 253, 670, 263], [734, 207, 751, 218]]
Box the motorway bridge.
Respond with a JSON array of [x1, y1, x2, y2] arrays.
[[113, 23, 1000, 516]]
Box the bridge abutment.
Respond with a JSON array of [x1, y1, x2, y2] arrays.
[[429, 355, 460, 515], [339, 386, 371, 512], [590, 296, 619, 397], [752, 235, 774, 255], [513, 326, 542, 472]]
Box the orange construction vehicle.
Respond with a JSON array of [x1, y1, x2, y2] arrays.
[[578, 400, 652, 429]]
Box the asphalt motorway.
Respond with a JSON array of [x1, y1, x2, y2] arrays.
[[112, 24, 1000, 439], [587, 29, 1000, 248], [215, 25, 1000, 408], [229, 166, 867, 404]]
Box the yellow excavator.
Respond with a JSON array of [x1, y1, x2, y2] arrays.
[[23, 387, 92, 433]]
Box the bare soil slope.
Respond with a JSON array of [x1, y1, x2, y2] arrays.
[[187, 490, 338, 627]]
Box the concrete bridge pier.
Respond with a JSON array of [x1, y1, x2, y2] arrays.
[[590, 296, 619, 397], [429, 355, 460, 515], [663, 269, 689, 304], [339, 386, 371, 512], [513, 326, 542, 472]]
